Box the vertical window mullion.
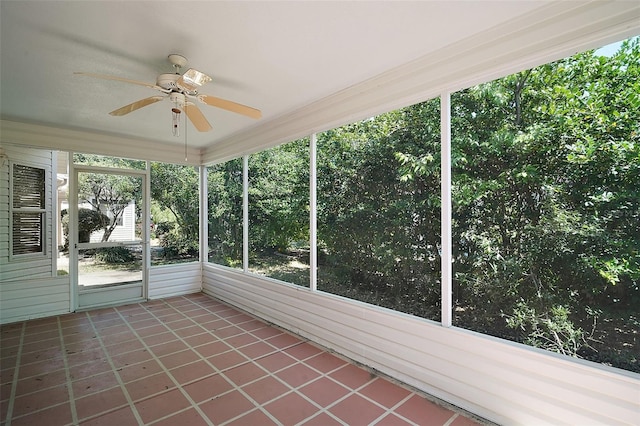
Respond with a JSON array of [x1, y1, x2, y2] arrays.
[[243, 155, 249, 273], [200, 165, 208, 266], [441, 92, 453, 327], [310, 133, 318, 291]]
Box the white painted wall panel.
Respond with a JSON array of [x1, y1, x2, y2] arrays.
[[0, 276, 70, 324], [148, 262, 201, 299], [1, 144, 55, 280], [203, 264, 640, 425], [0, 144, 71, 324]]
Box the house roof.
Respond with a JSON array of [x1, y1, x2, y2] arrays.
[[1, 1, 639, 165]]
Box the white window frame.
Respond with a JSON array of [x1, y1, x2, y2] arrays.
[[9, 161, 49, 260]]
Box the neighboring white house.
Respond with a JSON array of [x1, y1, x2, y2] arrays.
[[91, 202, 135, 242], [65, 199, 136, 243]]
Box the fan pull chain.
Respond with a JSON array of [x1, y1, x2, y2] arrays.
[[172, 107, 181, 137]]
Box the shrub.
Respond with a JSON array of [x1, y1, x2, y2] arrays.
[[161, 229, 198, 258], [61, 208, 110, 249], [94, 247, 134, 263], [506, 302, 592, 357]]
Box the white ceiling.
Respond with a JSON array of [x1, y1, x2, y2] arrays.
[[1, 1, 639, 159]]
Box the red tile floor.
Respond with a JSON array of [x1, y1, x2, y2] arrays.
[[0, 293, 486, 425]]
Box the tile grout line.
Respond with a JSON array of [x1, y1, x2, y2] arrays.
[[117, 300, 216, 426], [444, 412, 460, 426], [183, 295, 313, 372], [156, 297, 286, 426], [185, 295, 375, 426], [3, 322, 26, 426], [227, 323, 422, 425], [222, 340, 357, 425], [120, 296, 446, 426], [84, 310, 145, 426], [194, 296, 448, 426], [4, 296, 485, 426], [368, 392, 420, 426], [177, 296, 311, 425], [57, 316, 78, 425], [146, 296, 287, 426], [292, 374, 377, 426], [167, 297, 295, 426], [265, 345, 382, 426]]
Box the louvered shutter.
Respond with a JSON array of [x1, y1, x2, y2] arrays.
[[12, 164, 46, 255]]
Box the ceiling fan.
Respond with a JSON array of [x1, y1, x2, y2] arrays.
[[74, 54, 261, 132]]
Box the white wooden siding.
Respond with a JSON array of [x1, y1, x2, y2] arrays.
[[0, 144, 54, 281], [148, 262, 201, 299], [88, 202, 136, 242], [0, 276, 70, 323], [0, 144, 71, 324], [203, 264, 640, 426], [78, 283, 144, 310]]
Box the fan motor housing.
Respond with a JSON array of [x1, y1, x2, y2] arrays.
[[157, 73, 179, 90]]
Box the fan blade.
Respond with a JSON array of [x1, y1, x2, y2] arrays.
[[109, 96, 165, 116], [176, 68, 212, 92], [74, 72, 160, 90], [184, 103, 213, 132], [197, 94, 262, 119]]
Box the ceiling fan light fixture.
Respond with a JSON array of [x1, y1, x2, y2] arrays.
[[178, 68, 212, 92]]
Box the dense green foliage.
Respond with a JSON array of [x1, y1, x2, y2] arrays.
[[150, 162, 199, 259], [249, 140, 310, 256], [317, 105, 442, 318], [73, 155, 200, 261], [449, 39, 639, 367], [207, 159, 243, 267], [207, 39, 638, 371]]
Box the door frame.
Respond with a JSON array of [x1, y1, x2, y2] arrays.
[[69, 159, 150, 311]]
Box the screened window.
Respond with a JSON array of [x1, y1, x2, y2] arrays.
[[12, 163, 46, 256], [207, 159, 243, 268], [150, 162, 200, 265], [249, 138, 310, 286], [317, 100, 442, 320], [451, 37, 639, 372]]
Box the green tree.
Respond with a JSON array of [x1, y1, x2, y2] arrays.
[[222, 37, 638, 371], [150, 162, 199, 258], [449, 38, 639, 365], [208, 158, 243, 266], [317, 101, 442, 318], [249, 139, 309, 254], [74, 154, 143, 242], [77, 172, 141, 242]]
